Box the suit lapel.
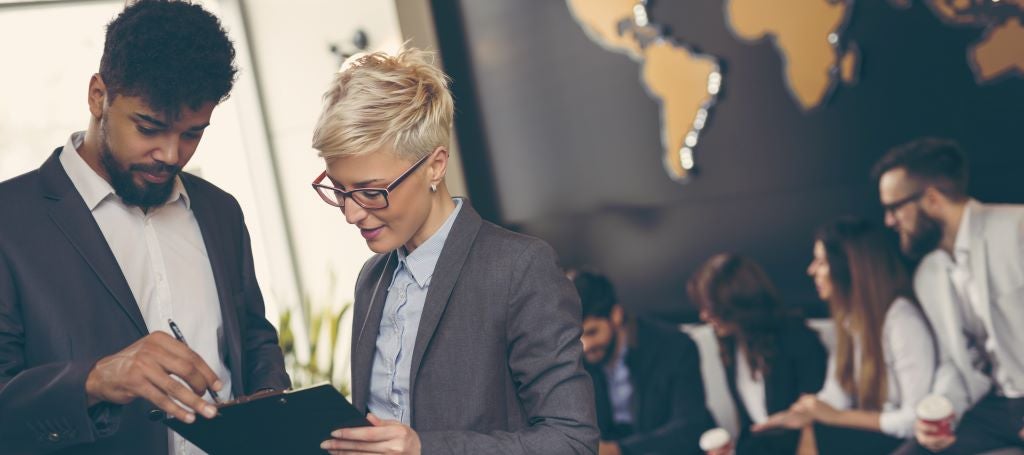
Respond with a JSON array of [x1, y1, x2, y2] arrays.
[[923, 267, 971, 371], [408, 204, 482, 400], [967, 206, 994, 337], [184, 175, 244, 390], [41, 148, 148, 336], [351, 252, 397, 411]]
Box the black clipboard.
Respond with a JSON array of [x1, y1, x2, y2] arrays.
[[164, 383, 369, 454]]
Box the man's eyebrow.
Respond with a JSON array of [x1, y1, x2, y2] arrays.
[[133, 113, 167, 128]]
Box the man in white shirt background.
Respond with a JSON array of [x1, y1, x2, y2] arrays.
[[874, 138, 1024, 455], [0, 2, 289, 454]]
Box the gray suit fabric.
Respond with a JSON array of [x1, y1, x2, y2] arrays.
[[350, 202, 599, 454]]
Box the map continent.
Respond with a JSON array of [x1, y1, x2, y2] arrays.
[[567, 0, 721, 181], [725, 0, 855, 111]]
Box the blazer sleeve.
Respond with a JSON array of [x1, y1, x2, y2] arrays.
[[418, 240, 599, 454], [234, 208, 291, 394], [0, 244, 121, 453], [796, 325, 828, 395], [617, 333, 715, 455]]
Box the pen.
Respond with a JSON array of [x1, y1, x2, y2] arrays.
[[167, 318, 222, 404]]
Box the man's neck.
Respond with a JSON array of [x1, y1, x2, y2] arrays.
[[939, 200, 968, 255], [79, 123, 111, 183]]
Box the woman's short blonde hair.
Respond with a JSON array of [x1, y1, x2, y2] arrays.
[[312, 48, 454, 163]]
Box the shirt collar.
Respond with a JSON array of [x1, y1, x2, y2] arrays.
[[59, 131, 190, 211], [953, 199, 978, 256], [396, 198, 464, 288]]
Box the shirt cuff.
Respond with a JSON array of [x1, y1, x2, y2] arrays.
[[879, 409, 914, 439]]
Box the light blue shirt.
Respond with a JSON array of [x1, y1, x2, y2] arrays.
[[604, 341, 634, 425], [368, 199, 463, 424]]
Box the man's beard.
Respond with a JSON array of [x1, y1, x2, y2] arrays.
[[589, 332, 619, 368], [903, 208, 943, 260], [99, 121, 181, 209]]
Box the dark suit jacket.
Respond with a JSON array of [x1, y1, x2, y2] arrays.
[[585, 321, 715, 455], [0, 148, 291, 455], [723, 320, 827, 455], [350, 201, 599, 454]]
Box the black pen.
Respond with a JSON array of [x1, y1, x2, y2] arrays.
[[167, 319, 222, 404]]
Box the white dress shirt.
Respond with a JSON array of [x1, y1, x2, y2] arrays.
[[946, 200, 1023, 398], [735, 348, 769, 424], [816, 297, 935, 438], [61, 132, 230, 455]]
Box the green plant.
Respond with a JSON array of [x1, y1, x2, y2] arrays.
[[278, 297, 353, 397]]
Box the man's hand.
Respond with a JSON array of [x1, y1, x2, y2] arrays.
[[84, 332, 221, 423], [321, 413, 421, 454], [914, 419, 956, 452], [598, 440, 621, 455], [751, 410, 812, 433]]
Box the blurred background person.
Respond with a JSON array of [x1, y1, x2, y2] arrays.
[[753, 217, 936, 454], [573, 269, 715, 455], [688, 253, 827, 455], [875, 138, 1024, 455]]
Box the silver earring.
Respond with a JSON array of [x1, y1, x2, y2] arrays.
[[430, 183, 437, 192]]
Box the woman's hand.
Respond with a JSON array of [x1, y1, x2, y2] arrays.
[[751, 409, 812, 432], [321, 414, 422, 454], [790, 394, 840, 425]]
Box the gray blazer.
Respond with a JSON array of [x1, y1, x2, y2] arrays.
[[914, 201, 1024, 418], [0, 149, 290, 455], [350, 202, 598, 454]]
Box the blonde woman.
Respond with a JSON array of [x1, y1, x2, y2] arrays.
[[311, 48, 598, 454]]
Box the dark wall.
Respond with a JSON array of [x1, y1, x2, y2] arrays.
[[432, 0, 1024, 322]]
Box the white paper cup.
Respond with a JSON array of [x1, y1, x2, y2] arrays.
[[916, 394, 954, 437], [699, 427, 734, 454]]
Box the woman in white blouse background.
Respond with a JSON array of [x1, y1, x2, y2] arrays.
[[753, 217, 938, 454]]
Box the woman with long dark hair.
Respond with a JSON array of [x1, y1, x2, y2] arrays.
[[754, 217, 937, 454], [689, 254, 827, 455]]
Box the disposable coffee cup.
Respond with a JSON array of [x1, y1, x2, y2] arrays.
[[699, 428, 734, 454], [916, 394, 954, 437]]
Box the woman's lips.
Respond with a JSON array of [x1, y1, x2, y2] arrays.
[[360, 226, 384, 240]]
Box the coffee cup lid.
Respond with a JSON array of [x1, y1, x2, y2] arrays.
[[699, 428, 731, 450], [916, 394, 953, 420]]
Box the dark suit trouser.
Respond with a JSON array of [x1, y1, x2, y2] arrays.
[[736, 429, 800, 455], [892, 394, 1024, 455], [813, 422, 905, 455]]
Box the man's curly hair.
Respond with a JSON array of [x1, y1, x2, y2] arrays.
[[99, 0, 237, 117]]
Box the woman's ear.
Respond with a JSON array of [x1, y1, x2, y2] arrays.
[[427, 146, 449, 187]]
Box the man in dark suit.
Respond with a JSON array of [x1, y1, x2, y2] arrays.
[[0, 2, 289, 454], [573, 270, 715, 455]]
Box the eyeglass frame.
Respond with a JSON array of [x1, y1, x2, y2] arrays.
[[311, 151, 433, 210], [881, 189, 924, 215]]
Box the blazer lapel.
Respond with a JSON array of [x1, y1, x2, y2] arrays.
[[408, 204, 482, 399], [41, 148, 148, 337], [351, 252, 397, 411], [924, 270, 971, 372], [967, 207, 993, 337], [184, 175, 244, 390]]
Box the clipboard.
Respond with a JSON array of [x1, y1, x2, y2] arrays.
[[164, 383, 369, 455]]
